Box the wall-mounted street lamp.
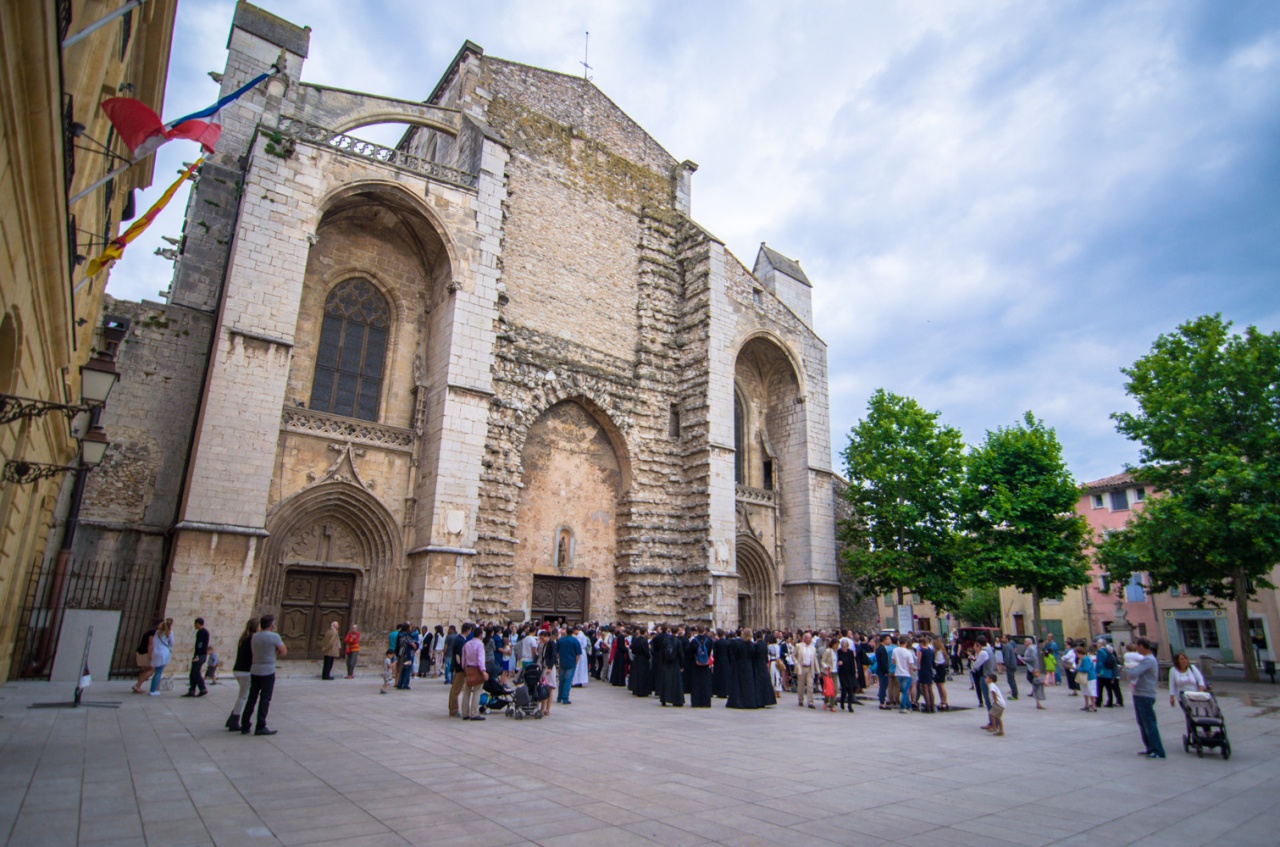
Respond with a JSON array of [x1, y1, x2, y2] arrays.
[[0, 345, 121, 484]]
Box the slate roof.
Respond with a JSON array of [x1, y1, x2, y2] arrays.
[[760, 243, 811, 287]]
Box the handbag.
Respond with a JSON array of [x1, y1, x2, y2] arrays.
[[1075, 670, 1089, 686], [463, 665, 485, 686], [822, 674, 835, 699]]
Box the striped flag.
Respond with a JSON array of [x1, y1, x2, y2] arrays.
[[99, 68, 277, 159], [83, 159, 201, 280]]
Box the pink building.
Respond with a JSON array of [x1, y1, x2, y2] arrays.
[[1078, 473, 1159, 644]]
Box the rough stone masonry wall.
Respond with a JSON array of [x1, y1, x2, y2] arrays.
[[467, 62, 704, 624], [73, 298, 214, 572]]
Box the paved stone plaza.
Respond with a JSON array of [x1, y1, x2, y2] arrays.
[[2, 670, 1278, 847]]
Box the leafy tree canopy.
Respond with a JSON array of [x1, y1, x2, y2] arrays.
[[960, 411, 1091, 620], [839, 389, 966, 610], [1098, 315, 1280, 678]]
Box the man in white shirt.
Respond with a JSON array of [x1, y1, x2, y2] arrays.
[[794, 632, 817, 709], [891, 635, 917, 713], [519, 628, 539, 668]]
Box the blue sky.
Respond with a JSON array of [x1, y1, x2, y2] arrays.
[[108, 0, 1280, 483]]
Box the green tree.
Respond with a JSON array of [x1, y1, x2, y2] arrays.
[[953, 586, 1002, 628], [1098, 315, 1280, 681], [839, 389, 966, 613], [961, 412, 1091, 637]]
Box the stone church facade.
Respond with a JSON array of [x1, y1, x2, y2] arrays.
[[80, 3, 839, 658]]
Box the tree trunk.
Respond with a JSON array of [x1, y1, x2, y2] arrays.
[[1030, 588, 1042, 644], [1234, 569, 1258, 682]]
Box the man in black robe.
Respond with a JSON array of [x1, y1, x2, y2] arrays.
[[711, 630, 729, 698], [688, 626, 713, 707], [629, 628, 652, 697], [654, 625, 684, 706], [755, 631, 777, 707], [608, 629, 629, 687], [726, 629, 759, 709]]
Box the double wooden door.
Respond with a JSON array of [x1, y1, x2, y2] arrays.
[[531, 575, 587, 624], [280, 569, 355, 659]]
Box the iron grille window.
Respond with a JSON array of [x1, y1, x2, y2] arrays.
[[56, 0, 72, 43], [309, 279, 390, 421], [119, 10, 133, 61], [62, 94, 76, 187]]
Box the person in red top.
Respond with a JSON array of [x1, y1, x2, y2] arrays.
[[343, 625, 361, 679]]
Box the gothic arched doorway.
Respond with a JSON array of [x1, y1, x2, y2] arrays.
[[736, 533, 777, 631], [258, 481, 402, 658]]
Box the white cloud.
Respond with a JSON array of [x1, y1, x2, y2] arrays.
[[103, 0, 1280, 485]]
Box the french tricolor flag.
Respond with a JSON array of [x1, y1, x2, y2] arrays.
[[100, 68, 276, 159]]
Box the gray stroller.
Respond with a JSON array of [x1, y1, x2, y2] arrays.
[[1180, 691, 1230, 759]]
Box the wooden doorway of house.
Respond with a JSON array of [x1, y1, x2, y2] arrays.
[[280, 569, 355, 659], [531, 575, 587, 624]]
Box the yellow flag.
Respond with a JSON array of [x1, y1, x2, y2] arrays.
[[83, 158, 202, 279]]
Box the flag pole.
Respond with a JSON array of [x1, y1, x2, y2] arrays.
[[62, 0, 149, 50], [68, 158, 145, 207]]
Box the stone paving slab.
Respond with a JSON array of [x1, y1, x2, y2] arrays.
[[1, 672, 1278, 846]]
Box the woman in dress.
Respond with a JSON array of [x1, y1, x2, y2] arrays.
[[768, 634, 784, 699], [711, 630, 730, 698], [931, 637, 950, 712], [917, 637, 936, 713], [754, 630, 777, 707], [148, 618, 173, 696]]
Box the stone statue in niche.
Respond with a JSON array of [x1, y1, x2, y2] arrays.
[[555, 527, 572, 569]]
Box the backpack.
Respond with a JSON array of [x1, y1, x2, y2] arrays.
[[694, 637, 711, 667], [663, 635, 677, 662], [1102, 648, 1117, 670], [869, 654, 880, 676]]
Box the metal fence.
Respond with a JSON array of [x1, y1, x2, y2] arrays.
[[10, 556, 165, 680]]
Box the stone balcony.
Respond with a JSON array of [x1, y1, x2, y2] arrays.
[[281, 407, 415, 453]]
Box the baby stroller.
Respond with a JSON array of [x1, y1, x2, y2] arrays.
[[477, 676, 512, 715], [1180, 691, 1230, 759], [506, 663, 547, 719]]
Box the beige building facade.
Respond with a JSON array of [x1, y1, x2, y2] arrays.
[[77, 4, 840, 663], [1, 1, 176, 679]]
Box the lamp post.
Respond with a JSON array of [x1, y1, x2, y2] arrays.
[[12, 316, 128, 674]]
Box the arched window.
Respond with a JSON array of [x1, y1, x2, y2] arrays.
[[309, 279, 390, 421], [734, 393, 745, 484]]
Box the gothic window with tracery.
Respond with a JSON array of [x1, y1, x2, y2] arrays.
[[309, 278, 390, 421]]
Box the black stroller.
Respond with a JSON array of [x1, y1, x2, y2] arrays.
[[506, 663, 548, 719], [1180, 691, 1230, 759], [477, 676, 512, 715]]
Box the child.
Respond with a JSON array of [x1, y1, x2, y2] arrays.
[[985, 679, 1006, 736], [1079, 646, 1098, 712], [204, 646, 220, 685], [381, 649, 395, 695], [1030, 669, 1046, 710]]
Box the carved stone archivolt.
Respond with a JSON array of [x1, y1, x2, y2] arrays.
[[258, 480, 404, 636]]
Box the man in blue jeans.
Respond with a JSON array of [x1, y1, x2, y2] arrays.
[[556, 626, 582, 704], [1126, 637, 1165, 758], [891, 635, 916, 713]]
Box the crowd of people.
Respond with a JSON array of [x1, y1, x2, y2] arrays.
[[135, 614, 1211, 759]]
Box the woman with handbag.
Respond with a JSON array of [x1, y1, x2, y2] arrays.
[[819, 638, 838, 711], [148, 618, 173, 696], [931, 637, 951, 712]]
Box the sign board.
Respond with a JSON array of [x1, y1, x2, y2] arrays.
[[50, 610, 121, 684], [896, 604, 914, 635]]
